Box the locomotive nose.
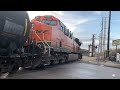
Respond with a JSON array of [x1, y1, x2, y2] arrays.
[[31, 21, 52, 31]]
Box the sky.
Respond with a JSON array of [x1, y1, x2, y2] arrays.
[[27, 11, 120, 50]]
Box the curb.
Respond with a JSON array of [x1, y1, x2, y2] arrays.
[[80, 60, 120, 69]]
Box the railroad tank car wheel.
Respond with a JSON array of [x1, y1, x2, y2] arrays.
[[50, 60, 55, 65], [79, 54, 82, 59], [65, 55, 68, 63], [9, 63, 19, 74], [35, 63, 45, 69], [78, 53, 82, 59], [35, 61, 45, 69], [59, 59, 62, 64], [31, 63, 44, 70], [30, 55, 44, 70]]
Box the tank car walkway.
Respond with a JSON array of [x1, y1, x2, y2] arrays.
[[2, 61, 120, 79]]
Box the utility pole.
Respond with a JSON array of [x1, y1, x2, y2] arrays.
[[88, 44, 91, 57], [107, 11, 111, 58], [100, 17, 104, 53], [98, 34, 101, 54], [116, 45, 118, 52], [99, 32, 101, 54], [92, 34, 95, 57], [97, 34, 101, 62], [103, 17, 107, 58]]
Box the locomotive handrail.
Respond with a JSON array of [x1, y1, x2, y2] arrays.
[[42, 33, 51, 56], [32, 30, 47, 54], [32, 30, 51, 56], [35, 33, 47, 54]]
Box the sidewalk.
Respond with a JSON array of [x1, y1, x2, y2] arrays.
[[81, 56, 120, 68]]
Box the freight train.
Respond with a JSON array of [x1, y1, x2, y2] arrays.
[[0, 11, 82, 74]]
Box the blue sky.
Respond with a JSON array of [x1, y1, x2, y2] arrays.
[[27, 11, 120, 50]]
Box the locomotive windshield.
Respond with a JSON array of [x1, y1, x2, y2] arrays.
[[41, 19, 57, 26]]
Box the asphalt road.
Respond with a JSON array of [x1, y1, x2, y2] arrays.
[[1, 61, 120, 79]]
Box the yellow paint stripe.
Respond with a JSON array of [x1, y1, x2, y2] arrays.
[[24, 19, 27, 36]]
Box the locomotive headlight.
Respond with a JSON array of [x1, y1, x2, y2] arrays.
[[31, 23, 35, 29]]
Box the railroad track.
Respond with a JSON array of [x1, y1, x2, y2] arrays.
[[0, 59, 81, 79]]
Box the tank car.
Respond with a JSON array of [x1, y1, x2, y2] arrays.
[[0, 11, 30, 74], [0, 11, 30, 55]]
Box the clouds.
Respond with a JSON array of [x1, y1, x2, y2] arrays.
[[93, 11, 102, 15], [27, 11, 96, 31], [27, 11, 64, 20], [63, 17, 96, 31], [27, 11, 105, 49]]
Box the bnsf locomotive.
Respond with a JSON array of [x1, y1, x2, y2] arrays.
[[0, 11, 82, 74]]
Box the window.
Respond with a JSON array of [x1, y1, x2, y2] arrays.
[[45, 15, 52, 18], [41, 19, 57, 26], [58, 20, 72, 38], [60, 41, 62, 47], [69, 31, 71, 38], [58, 20, 63, 31], [70, 31, 73, 39], [50, 20, 56, 26], [71, 32, 73, 39], [35, 16, 41, 22], [67, 29, 69, 36], [64, 27, 68, 35], [58, 21, 61, 30], [41, 19, 46, 23], [61, 26, 64, 32], [64, 26, 66, 35], [45, 20, 51, 25], [35, 16, 40, 19], [62, 25, 65, 33], [59, 21, 65, 32]]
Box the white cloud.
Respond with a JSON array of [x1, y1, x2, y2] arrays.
[[27, 11, 99, 49], [27, 11, 95, 32], [111, 33, 120, 40], [94, 11, 102, 15], [82, 41, 92, 44], [87, 11, 102, 15], [27, 11, 64, 20], [81, 39, 99, 47], [63, 18, 95, 32]]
